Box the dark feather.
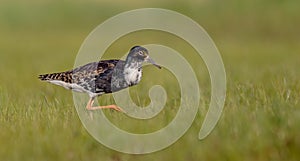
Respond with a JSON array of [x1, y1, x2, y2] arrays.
[[39, 59, 128, 94]]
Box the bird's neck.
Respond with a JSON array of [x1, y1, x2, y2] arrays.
[[123, 59, 143, 86]]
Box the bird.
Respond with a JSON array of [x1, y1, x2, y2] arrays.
[[39, 46, 161, 112]]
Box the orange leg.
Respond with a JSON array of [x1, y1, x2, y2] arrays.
[[86, 97, 123, 112]]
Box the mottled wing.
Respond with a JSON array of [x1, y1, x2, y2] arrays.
[[71, 59, 124, 94]]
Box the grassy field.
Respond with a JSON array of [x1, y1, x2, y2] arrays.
[[0, 0, 300, 160]]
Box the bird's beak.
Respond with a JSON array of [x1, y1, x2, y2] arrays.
[[146, 56, 162, 69]]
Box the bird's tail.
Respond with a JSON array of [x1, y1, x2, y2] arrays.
[[38, 73, 59, 81], [38, 72, 71, 83]]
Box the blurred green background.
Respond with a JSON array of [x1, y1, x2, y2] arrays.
[[0, 0, 299, 161]]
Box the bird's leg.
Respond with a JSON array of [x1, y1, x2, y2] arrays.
[[86, 97, 123, 112]]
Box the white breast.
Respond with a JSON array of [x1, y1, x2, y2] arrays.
[[123, 68, 142, 86]]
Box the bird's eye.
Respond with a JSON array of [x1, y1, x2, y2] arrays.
[[138, 51, 144, 56]]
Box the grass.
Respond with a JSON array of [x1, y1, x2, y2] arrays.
[[0, 0, 300, 160]]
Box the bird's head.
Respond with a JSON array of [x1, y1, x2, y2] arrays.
[[126, 46, 161, 69]]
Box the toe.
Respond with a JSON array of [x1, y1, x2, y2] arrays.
[[113, 106, 124, 112]]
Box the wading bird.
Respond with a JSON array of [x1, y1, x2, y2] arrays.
[[39, 46, 161, 112]]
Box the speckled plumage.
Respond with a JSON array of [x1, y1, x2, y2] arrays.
[[39, 60, 124, 96], [39, 46, 161, 111]]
